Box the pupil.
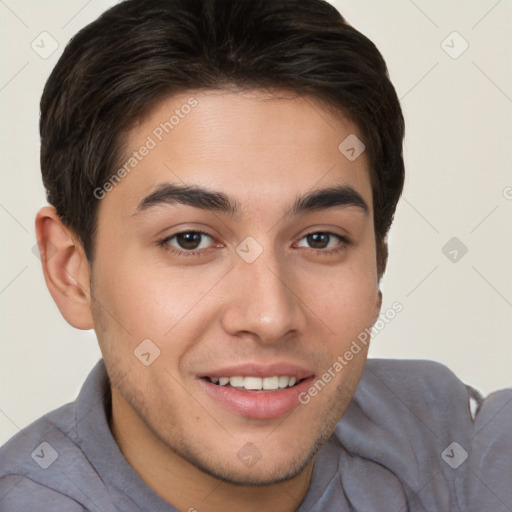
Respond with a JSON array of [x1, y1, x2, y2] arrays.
[[177, 232, 201, 250], [307, 232, 329, 249]]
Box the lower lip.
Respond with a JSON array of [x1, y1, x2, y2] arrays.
[[199, 377, 314, 419]]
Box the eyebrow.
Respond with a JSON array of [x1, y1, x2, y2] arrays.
[[133, 183, 369, 217]]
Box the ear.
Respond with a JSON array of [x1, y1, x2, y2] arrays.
[[35, 206, 94, 330]]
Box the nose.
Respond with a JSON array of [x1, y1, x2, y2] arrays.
[[220, 243, 308, 345]]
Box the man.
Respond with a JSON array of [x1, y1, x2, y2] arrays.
[[0, 0, 510, 510]]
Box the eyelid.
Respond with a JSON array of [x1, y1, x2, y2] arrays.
[[293, 225, 350, 242], [157, 226, 352, 259], [294, 231, 350, 249], [162, 229, 218, 254]]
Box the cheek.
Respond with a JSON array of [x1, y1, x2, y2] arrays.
[[94, 251, 225, 342], [94, 221, 378, 341], [308, 282, 377, 354], [297, 257, 378, 339]]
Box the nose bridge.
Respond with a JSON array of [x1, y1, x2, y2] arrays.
[[221, 239, 306, 342]]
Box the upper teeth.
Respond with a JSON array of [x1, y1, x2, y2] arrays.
[[210, 376, 297, 390]]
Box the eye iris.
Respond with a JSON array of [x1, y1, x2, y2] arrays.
[[307, 232, 329, 249], [177, 232, 202, 250]]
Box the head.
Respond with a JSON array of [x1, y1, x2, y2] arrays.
[[36, 0, 404, 490]]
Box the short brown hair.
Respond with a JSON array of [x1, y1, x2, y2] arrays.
[[40, 0, 405, 278]]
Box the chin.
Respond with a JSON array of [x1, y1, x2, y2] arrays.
[[171, 431, 323, 487]]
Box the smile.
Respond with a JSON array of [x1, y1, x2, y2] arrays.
[[199, 373, 315, 419], [206, 375, 302, 391]]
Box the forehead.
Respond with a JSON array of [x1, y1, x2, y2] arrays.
[[104, 89, 372, 217]]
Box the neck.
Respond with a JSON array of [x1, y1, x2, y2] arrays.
[[110, 388, 315, 512]]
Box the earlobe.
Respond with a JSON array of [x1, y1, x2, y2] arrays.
[[35, 206, 94, 330]]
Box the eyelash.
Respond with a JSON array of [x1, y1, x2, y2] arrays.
[[157, 230, 218, 258], [157, 230, 351, 258]]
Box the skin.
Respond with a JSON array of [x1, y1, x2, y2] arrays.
[[36, 89, 382, 512]]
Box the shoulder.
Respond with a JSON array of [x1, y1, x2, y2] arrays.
[[342, 359, 475, 436], [0, 403, 80, 509], [0, 402, 76, 479], [0, 474, 85, 511], [335, 358, 476, 471], [332, 358, 512, 511], [341, 358, 512, 447], [361, 357, 467, 395], [355, 358, 512, 431], [0, 399, 114, 511]]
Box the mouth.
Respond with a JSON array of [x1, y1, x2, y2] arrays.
[[202, 375, 306, 392], [197, 365, 315, 419]]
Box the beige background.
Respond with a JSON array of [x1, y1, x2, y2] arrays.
[[1, 0, 511, 446]]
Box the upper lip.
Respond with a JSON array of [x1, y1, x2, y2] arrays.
[[198, 362, 315, 380]]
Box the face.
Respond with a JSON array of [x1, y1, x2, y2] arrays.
[[90, 89, 381, 485]]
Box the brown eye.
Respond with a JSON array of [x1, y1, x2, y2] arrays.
[[163, 231, 214, 252], [295, 231, 350, 254], [176, 232, 203, 250], [306, 232, 330, 249]]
